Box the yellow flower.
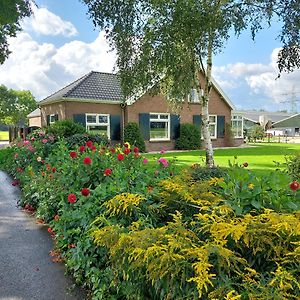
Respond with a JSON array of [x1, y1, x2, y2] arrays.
[[248, 183, 254, 189]]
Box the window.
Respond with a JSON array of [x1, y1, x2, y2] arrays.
[[231, 115, 243, 138], [86, 114, 110, 139], [49, 114, 57, 124], [150, 113, 170, 141], [188, 88, 203, 103], [209, 115, 217, 139]]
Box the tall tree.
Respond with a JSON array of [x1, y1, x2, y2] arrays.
[[0, 0, 34, 64], [0, 85, 37, 126], [82, 0, 300, 167]]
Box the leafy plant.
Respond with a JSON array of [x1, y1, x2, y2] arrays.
[[45, 120, 86, 138], [285, 152, 300, 181], [175, 123, 201, 150], [123, 122, 146, 152], [65, 133, 109, 149]]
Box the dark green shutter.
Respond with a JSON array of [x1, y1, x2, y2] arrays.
[[139, 113, 150, 140], [73, 114, 86, 126], [110, 115, 121, 140], [171, 114, 180, 139], [55, 114, 59, 121], [193, 115, 202, 127], [217, 115, 225, 138], [46, 115, 50, 125]]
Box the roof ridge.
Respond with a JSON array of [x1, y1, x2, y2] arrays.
[[40, 71, 92, 102], [64, 71, 95, 98]]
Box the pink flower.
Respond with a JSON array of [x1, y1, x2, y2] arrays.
[[14, 153, 19, 159], [12, 180, 19, 186], [160, 150, 165, 154], [68, 193, 77, 204], [83, 157, 92, 165], [158, 157, 169, 167], [42, 139, 48, 144], [23, 140, 30, 145], [31, 137, 35, 141], [143, 158, 149, 164]]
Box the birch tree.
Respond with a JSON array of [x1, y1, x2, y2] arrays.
[[82, 0, 300, 167]]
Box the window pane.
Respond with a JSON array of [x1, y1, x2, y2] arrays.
[[209, 124, 216, 137], [150, 121, 168, 139], [99, 115, 108, 123], [150, 114, 159, 119], [50, 115, 56, 123], [160, 114, 169, 120], [209, 116, 216, 123], [87, 125, 108, 137], [87, 115, 97, 124]]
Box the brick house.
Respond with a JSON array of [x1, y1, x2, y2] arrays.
[[37, 71, 243, 151]]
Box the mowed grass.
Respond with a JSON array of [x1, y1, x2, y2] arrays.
[[145, 143, 300, 175], [0, 131, 9, 141]]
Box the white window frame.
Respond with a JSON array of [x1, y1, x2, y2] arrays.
[[86, 113, 110, 139], [231, 115, 244, 138], [149, 113, 170, 141], [49, 114, 56, 124], [188, 88, 203, 103], [209, 115, 217, 139]]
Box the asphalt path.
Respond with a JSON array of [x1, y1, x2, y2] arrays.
[[0, 171, 87, 300]]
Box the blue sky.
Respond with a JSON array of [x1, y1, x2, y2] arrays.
[[0, 0, 299, 113]]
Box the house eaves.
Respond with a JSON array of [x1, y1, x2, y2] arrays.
[[272, 113, 300, 127]]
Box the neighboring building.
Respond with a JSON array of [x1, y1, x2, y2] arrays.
[[36, 71, 243, 151], [233, 110, 293, 131], [27, 108, 42, 127], [272, 113, 300, 136]]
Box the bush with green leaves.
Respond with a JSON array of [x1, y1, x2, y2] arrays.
[[46, 120, 86, 138], [175, 123, 201, 150], [123, 122, 146, 152], [285, 152, 300, 181], [247, 125, 265, 142], [190, 164, 226, 181], [65, 133, 109, 149]]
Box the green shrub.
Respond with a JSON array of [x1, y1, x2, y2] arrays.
[[191, 164, 225, 181], [65, 133, 109, 149], [175, 123, 201, 150], [46, 120, 86, 138], [285, 152, 300, 181], [124, 122, 146, 152]]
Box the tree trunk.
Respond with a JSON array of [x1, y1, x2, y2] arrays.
[[199, 30, 215, 168]]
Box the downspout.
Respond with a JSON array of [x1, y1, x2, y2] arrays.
[[120, 102, 127, 143]]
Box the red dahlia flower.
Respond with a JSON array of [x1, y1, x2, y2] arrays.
[[52, 167, 56, 173], [124, 143, 129, 148], [83, 157, 92, 165], [91, 145, 97, 151], [117, 153, 124, 161], [104, 168, 112, 176], [81, 188, 90, 196], [133, 147, 139, 153], [110, 148, 116, 154], [79, 145, 85, 153], [70, 151, 77, 158], [289, 181, 300, 191], [124, 148, 130, 155], [86, 140, 93, 148], [68, 193, 77, 203]]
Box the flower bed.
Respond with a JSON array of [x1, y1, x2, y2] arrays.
[[1, 133, 300, 299]]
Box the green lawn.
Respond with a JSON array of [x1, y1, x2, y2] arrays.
[[146, 143, 300, 175], [0, 131, 9, 141]]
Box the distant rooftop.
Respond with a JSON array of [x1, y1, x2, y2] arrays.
[[233, 110, 293, 123], [27, 108, 41, 118], [39, 71, 123, 105]]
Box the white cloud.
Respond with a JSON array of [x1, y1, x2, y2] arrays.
[[0, 32, 116, 100], [213, 48, 300, 111], [22, 6, 78, 37]]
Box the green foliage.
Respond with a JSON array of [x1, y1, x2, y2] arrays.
[[45, 120, 86, 138], [2, 135, 300, 299], [0, 0, 34, 64], [123, 122, 146, 152], [0, 85, 37, 126], [65, 133, 109, 149], [285, 152, 300, 181], [216, 160, 300, 214], [175, 123, 201, 150], [190, 164, 225, 181], [247, 125, 265, 142]]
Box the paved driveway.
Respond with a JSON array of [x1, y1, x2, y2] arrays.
[[0, 171, 87, 300]]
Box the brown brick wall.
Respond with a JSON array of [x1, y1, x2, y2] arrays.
[[41, 103, 66, 126], [28, 117, 42, 127]]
